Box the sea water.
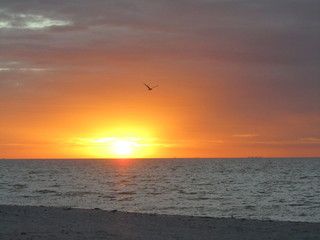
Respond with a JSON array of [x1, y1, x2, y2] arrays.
[[0, 158, 319, 222]]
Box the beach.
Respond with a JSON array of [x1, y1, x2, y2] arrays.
[[1, 205, 319, 240]]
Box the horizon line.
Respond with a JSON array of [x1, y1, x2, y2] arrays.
[[1, 157, 319, 160]]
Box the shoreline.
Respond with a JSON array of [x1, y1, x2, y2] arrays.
[[1, 205, 319, 240]]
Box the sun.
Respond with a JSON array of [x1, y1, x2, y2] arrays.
[[71, 132, 158, 158], [112, 140, 133, 156]]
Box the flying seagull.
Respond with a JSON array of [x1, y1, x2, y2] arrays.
[[144, 83, 158, 91]]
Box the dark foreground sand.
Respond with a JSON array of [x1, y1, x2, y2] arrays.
[[0, 205, 319, 240]]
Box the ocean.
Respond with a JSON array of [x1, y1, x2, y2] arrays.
[[0, 158, 319, 222]]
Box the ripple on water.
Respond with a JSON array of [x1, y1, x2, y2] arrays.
[[0, 158, 319, 222], [11, 184, 28, 189], [64, 191, 100, 197], [35, 189, 58, 194]]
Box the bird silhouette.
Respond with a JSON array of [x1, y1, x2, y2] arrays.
[[144, 83, 158, 90]]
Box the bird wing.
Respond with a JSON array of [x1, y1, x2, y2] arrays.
[[144, 83, 151, 89], [151, 85, 158, 89]]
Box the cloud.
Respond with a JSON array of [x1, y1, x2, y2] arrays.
[[234, 134, 259, 138], [0, 67, 52, 72], [0, 10, 71, 29], [1, 0, 319, 65], [64, 137, 178, 149], [299, 138, 320, 144], [239, 137, 320, 146]]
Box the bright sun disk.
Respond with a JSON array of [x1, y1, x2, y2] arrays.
[[112, 140, 133, 156]]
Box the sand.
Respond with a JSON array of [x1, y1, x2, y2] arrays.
[[0, 205, 319, 240]]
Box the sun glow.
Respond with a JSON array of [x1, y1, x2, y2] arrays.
[[112, 140, 134, 156], [63, 125, 162, 158], [68, 135, 159, 158]]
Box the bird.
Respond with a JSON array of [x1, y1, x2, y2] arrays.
[[144, 83, 158, 91]]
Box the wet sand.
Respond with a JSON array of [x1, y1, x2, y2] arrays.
[[0, 205, 319, 240]]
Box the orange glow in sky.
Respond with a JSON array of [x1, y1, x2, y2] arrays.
[[1, 1, 319, 159]]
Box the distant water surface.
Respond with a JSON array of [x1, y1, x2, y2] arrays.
[[0, 158, 319, 222]]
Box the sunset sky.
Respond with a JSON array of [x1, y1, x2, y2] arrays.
[[1, 0, 319, 158]]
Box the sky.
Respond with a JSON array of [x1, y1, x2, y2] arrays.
[[0, 0, 319, 158]]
